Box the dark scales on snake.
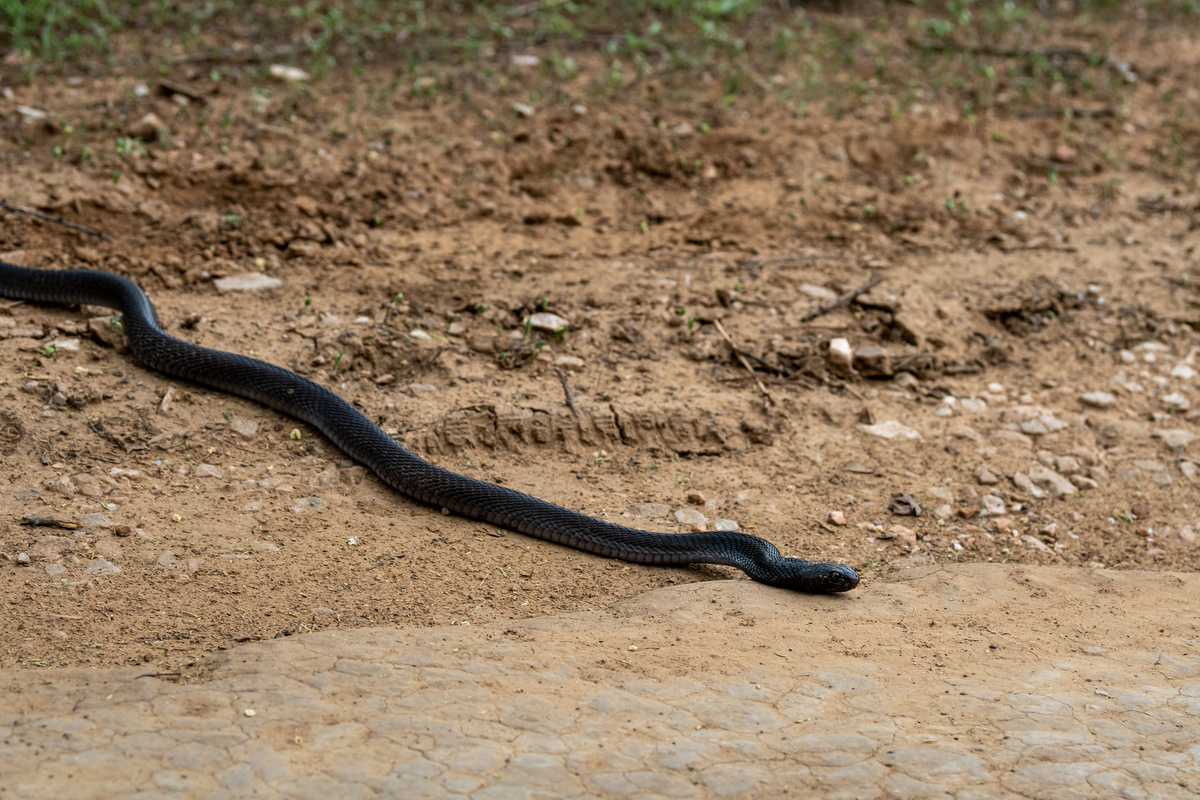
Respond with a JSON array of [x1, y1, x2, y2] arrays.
[[0, 261, 859, 593]]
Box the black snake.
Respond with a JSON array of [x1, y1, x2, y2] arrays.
[[0, 261, 859, 593]]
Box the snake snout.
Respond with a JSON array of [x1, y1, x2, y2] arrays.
[[824, 564, 860, 593]]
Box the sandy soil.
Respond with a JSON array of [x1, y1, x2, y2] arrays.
[[1, 6, 1199, 673]]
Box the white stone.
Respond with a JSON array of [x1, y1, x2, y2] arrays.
[[1154, 429, 1196, 451], [1171, 364, 1198, 380], [1162, 392, 1189, 410], [1080, 392, 1116, 409], [674, 508, 707, 525], [800, 284, 838, 302], [229, 420, 258, 438], [861, 420, 922, 440], [1028, 464, 1077, 496], [528, 312, 570, 332], [828, 338, 853, 372], [214, 272, 281, 292], [554, 356, 584, 370], [269, 64, 311, 82]]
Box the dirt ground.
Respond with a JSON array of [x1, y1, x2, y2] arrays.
[[1, 5, 1199, 673]]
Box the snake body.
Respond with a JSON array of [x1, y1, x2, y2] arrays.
[[0, 261, 859, 593]]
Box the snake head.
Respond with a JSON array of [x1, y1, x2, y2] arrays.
[[813, 563, 860, 593], [774, 558, 860, 593]]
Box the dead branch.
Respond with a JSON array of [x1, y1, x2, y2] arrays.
[[799, 274, 883, 323]]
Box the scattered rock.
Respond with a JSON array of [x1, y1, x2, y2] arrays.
[[86, 557, 120, 576], [269, 64, 311, 82], [30, 536, 73, 560], [959, 397, 988, 414], [926, 487, 954, 503], [861, 420, 922, 441], [948, 424, 982, 442], [1080, 392, 1117, 409], [1069, 475, 1099, 490], [128, 112, 165, 141], [629, 503, 670, 518], [932, 504, 952, 520], [47, 476, 77, 497], [72, 474, 104, 498], [975, 465, 1000, 485], [886, 525, 917, 545], [853, 345, 892, 378], [1028, 464, 1077, 496], [1021, 534, 1051, 552], [292, 497, 322, 513], [981, 494, 1006, 515], [528, 312, 569, 332], [888, 493, 921, 516], [229, 419, 258, 438], [1012, 472, 1045, 499], [1154, 429, 1196, 451], [84, 316, 125, 347], [674, 508, 707, 525], [194, 464, 223, 478], [1018, 415, 1069, 435], [1171, 364, 1197, 380], [827, 510, 847, 526], [686, 491, 706, 505], [1054, 456, 1081, 475], [800, 284, 838, 302], [828, 338, 853, 377], [992, 517, 1017, 535], [713, 519, 739, 532], [554, 356, 584, 370], [214, 272, 281, 292]]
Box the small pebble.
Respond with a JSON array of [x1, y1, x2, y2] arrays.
[[1155, 429, 1196, 451], [713, 519, 739, 532], [861, 420, 922, 441], [981, 494, 1006, 515], [828, 337, 853, 376], [674, 508, 707, 525], [554, 356, 584, 370], [229, 419, 258, 438], [686, 491, 706, 505], [975, 465, 999, 485], [528, 312, 569, 332], [827, 510, 847, 526], [214, 272, 281, 292], [1028, 464, 1077, 496], [1080, 391, 1116, 409], [1171, 364, 1197, 380]]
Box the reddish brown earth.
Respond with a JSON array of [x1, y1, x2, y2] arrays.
[[2, 8, 1200, 673]]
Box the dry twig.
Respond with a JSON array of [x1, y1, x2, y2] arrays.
[[713, 319, 775, 406], [555, 368, 579, 416], [0, 200, 113, 242], [799, 274, 883, 323]]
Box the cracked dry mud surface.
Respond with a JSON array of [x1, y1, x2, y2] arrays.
[[4, 566, 1200, 799], [2, 4, 1200, 796]]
